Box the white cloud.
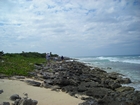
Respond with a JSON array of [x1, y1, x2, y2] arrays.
[[0, 0, 140, 56]]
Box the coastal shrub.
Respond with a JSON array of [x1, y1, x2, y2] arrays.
[[20, 52, 45, 58], [0, 51, 4, 56], [19, 52, 58, 58], [0, 51, 4, 59]]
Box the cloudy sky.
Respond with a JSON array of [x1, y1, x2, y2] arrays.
[[0, 0, 140, 56]]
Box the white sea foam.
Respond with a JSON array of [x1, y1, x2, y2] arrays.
[[122, 59, 140, 64], [96, 56, 140, 64], [97, 56, 118, 61]]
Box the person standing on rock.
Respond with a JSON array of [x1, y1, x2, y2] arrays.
[[46, 53, 50, 65], [61, 56, 64, 62]]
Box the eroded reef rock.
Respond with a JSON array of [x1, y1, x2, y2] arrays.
[[27, 61, 139, 105]]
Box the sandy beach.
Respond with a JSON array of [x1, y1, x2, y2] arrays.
[[0, 79, 83, 105]]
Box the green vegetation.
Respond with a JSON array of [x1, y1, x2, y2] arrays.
[[0, 52, 58, 76]]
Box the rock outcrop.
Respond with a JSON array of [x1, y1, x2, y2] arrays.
[[26, 60, 140, 105]]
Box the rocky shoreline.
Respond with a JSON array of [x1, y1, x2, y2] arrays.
[[0, 60, 140, 105]]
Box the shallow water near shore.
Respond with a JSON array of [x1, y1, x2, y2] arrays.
[[74, 55, 140, 91]]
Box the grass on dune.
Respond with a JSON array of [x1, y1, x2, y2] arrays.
[[0, 54, 46, 76]]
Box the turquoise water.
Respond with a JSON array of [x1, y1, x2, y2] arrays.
[[74, 55, 140, 90]]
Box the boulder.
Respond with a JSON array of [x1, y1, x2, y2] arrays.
[[13, 99, 21, 105], [11, 94, 38, 105], [116, 77, 131, 84], [86, 87, 113, 98], [0, 90, 3, 94], [10, 94, 21, 101], [51, 85, 61, 91], [57, 78, 71, 86], [0, 74, 8, 79], [42, 81, 52, 88], [16, 98, 38, 105], [62, 86, 77, 93], [1, 102, 10, 105], [42, 72, 55, 79], [25, 80, 41, 87]]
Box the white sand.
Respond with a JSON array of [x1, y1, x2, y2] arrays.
[[0, 79, 83, 105]]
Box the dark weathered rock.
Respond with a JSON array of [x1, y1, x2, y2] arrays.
[[10, 94, 21, 101], [62, 86, 77, 93], [51, 85, 61, 91], [79, 99, 97, 105], [86, 87, 113, 98], [0, 90, 3, 94], [43, 83, 52, 88], [116, 77, 131, 84], [0, 74, 8, 79], [28, 72, 37, 76], [109, 81, 122, 89], [101, 78, 122, 89], [41, 72, 55, 79], [77, 85, 87, 92], [1, 102, 10, 105], [11, 94, 38, 105], [25, 60, 140, 105], [68, 79, 78, 86], [107, 72, 120, 80], [77, 81, 100, 93], [57, 78, 71, 86], [115, 86, 135, 92], [32, 100, 38, 105], [107, 101, 129, 105], [13, 99, 21, 105], [25, 80, 41, 87], [97, 99, 106, 105], [14, 76, 25, 79], [34, 63, 43, 70], [16, 98, 38, 105]]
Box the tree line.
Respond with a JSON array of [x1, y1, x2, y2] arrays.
[[0, 51, 59, 58]]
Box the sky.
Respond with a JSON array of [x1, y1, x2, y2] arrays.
[[0, 0, 140, 56]]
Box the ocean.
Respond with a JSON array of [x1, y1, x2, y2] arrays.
[[74, 55, 140, 91]]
